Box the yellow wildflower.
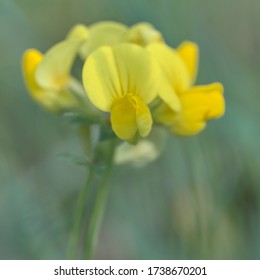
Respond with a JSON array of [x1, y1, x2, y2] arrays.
[[67, 21, 128, 59], [147, 42, 225, 135], [82, 44, 169, 141], [22, 40, 84, 111], [67, 21, 164, 59]]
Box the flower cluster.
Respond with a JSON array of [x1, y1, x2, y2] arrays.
[[22, 21, 225, 156]]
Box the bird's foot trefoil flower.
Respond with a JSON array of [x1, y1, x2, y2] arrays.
[[23, 39, 89, 112], [147, 42, 225, 135], [82, 43, 167, 141]]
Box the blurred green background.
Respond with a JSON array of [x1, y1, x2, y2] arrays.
[[1, 0, 260, 259]]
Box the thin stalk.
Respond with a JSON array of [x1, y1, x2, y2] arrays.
[[84, 140, 116, 259], [67, 167, 95, 259]]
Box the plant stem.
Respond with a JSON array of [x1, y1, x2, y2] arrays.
[[67, 167, 95, 259], [84, 140, 116, 259]]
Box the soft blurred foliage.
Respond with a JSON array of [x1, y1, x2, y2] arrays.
[[1, 0, 260, 259]]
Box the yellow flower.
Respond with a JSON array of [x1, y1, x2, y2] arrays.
[[67, 21, 164, 59], [67, 21, 128, 59], [147, 42, 225, 135], [82, 44, 168, 141], [22, 40, 83, 111]]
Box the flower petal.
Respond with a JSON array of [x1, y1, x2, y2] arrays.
[[170, 115, 206, 136], [153, 103, 177, 126], [135, 96, 153, 137], [111, 95, 137, 140], [82, 46, 123, 111], [147, 43, 191, 92], [127, 22, 163, 46], [35, 40, 82, 90], [177, 41, 199, 84], [171, 82, 225, 135], [22, 49, 80, 111], [114, 139, 159, 167], [66, 24, 89, 41], [82, 44, 161, 111], [111, 44, 162, 104], [157, 81, 181, 112], [22, 49, 43, 93], [66, 24, 90, 60], [80, 21, 128, 58], [110, 94, 153, 140], [22, 49, 55, 109]]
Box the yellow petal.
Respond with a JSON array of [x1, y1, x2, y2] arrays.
[[134, 96, 153, 137], [82, 44, 161, 111], [177, 41, 199, 84], [171, 82, 225, 135], [22, 49, 79, 111], [170, 115, 206, 136], [111, 95, 137, 140], [127, 22, 163, 46], [66, 24, 89, 41], [22, 49, 43, 93], [111, 94, 153, 140], [82, 46, 122, 111], [80, 21, 128, 58], [153, 103, 177, 126], [157, 80, 181, 112], [35, 40, 82, 91], [66, 24, 90, 60], [155, 102, 206, 136], [147, 43, 191, 93], [22, 49, 56, 109]]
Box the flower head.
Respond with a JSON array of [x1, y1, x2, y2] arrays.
[[67, 21, 164, 59], [22, 40, 83, 111], [147, 42, 225, 135], [82, 44, 164, 141], [22, 22, 225, 144]]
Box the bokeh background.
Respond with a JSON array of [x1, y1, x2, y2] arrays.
[[1, 0, 260, 259]]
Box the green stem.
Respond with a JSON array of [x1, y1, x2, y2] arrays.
[[67, 167, 95, 259], [84, 140, 116, 259]]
